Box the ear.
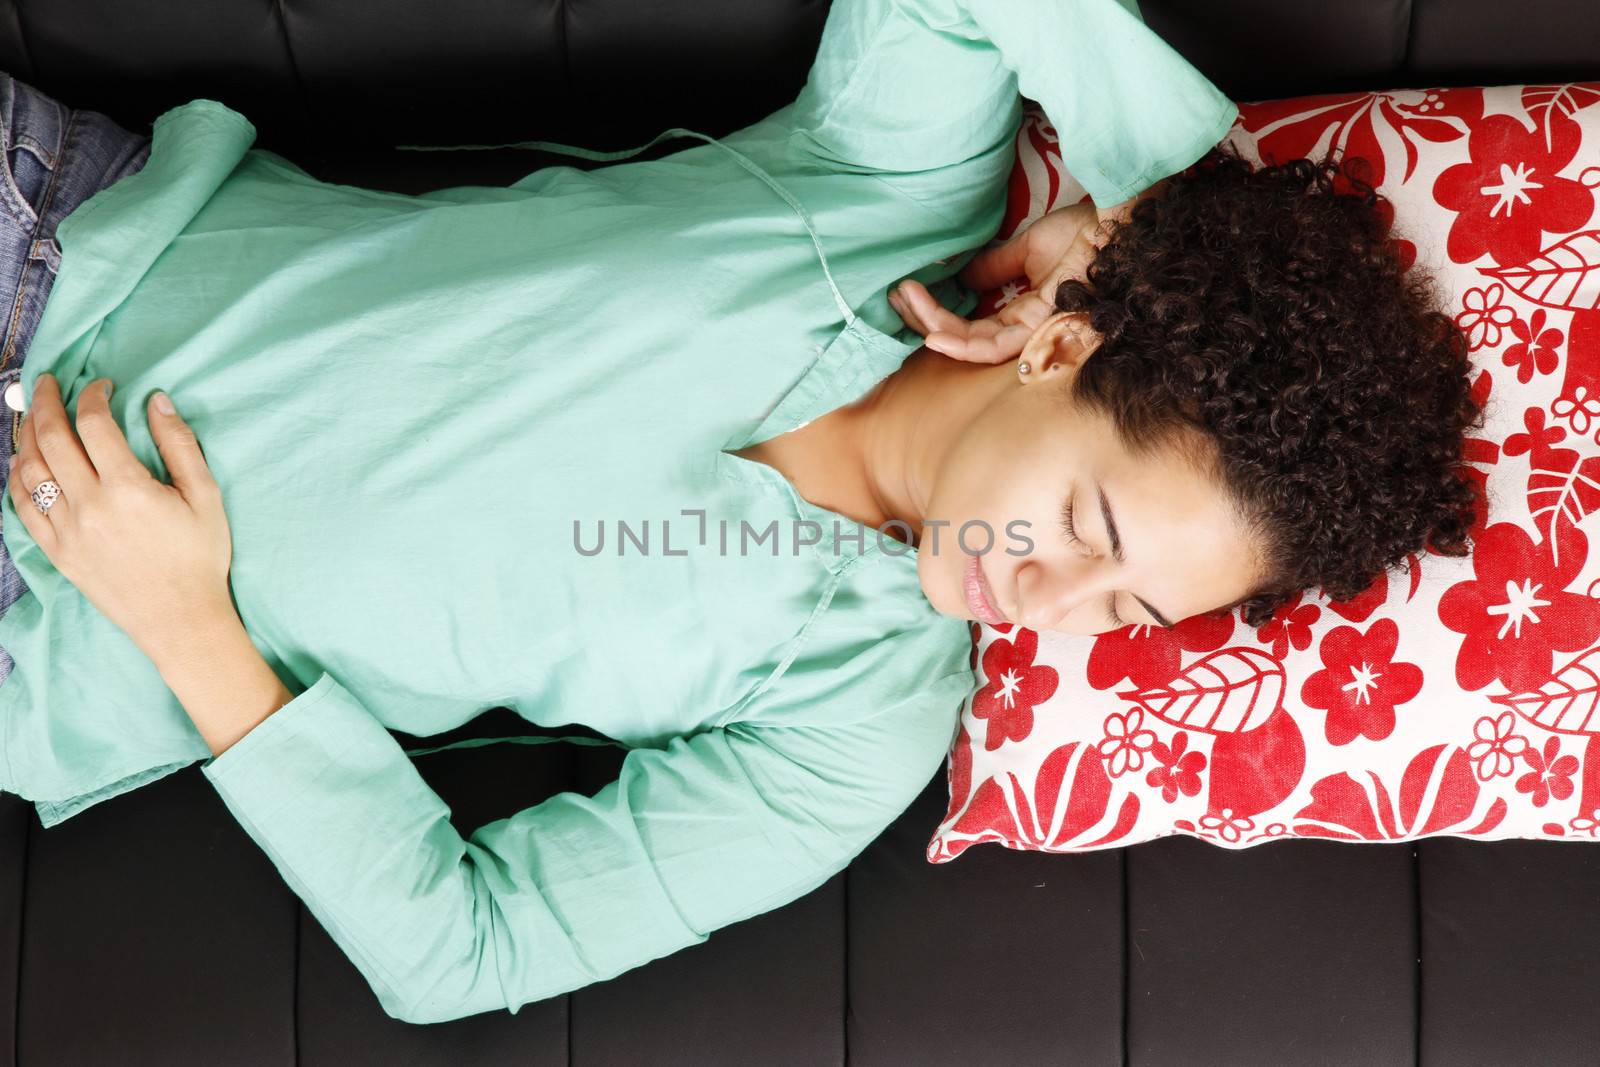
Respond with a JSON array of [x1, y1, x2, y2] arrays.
[[1019, 312, 1101, 380]]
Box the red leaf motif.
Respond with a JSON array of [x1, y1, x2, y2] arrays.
[[1489, 643, 1600, 734], [1027, 741, 1079, 840], [946, 724, 974, 814], [930, 768, 1045, 861], [1295, 746, 1488, 840], [1463, 799, 1511, 836], [1041, 742, 1115, 848], [1049, 748, 1113, 844], [1525, 448, 1600, 568], [1516, 85, 1600, 127], [1293, 773, 1389, 840], [1208, 706, 1307, 818], [942, 776, 1024, 849], [1482, 230, 1600, 312], [1117, 646, 1284, 734], [1523, 84, 1600, 144], [1404, 745, 1482, 834], [1077, 793, 1143, 849]]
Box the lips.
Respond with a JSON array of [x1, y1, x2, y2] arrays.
[[963, 553, 1007, 625]]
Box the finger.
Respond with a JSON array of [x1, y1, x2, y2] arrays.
[[924, 291, 1053, 364], [72, 378, 147, 486], [957, 230, 1029, 292], [887, 287, 928, 337], [25, 373, 98, 502], [897, 280, 985, 344], [8, 453, 66, 556], [927, 322, 1035, 364], [12, 394, 65, 518], [147, 391, 220, 507]]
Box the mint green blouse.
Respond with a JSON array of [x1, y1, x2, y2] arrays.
[[0, 0, 1235, 1023]]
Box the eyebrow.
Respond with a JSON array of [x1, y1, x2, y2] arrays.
[[1096, 480, 1176, 630]]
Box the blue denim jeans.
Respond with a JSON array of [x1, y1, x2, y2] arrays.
[[0, 73, 151, 680]]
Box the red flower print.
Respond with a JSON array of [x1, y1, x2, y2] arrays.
[[1502, 308, 1565, 382], [1465, 711, 1532, 781], [1438, 520, 1600, 693], [1144, 731, 1206, 803], [1455, 283, 1518, 351], [1084, 609, 1233, 691], [1434, 111, 1593, 268], [1244, 823, 1292, 844], [1198, 807, 1256, 844], [1502, 405, 1567, 464], [1254, 593, 1321, 659], [1242, 88, 1480, 189], [1096, 708, 1157, 777], [1325, 569, 1391, 623], [971, 627, 1059, 751], [1551, 386, 1600, 436], [1570, 808, 1600, 837], [1300, 618, 1425, 745], [1515, 736, 1579, 806]]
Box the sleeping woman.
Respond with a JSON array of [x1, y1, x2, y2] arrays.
[[0, 0, 1481, 1025]]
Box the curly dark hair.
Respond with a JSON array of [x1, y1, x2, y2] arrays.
[[1052, 142, 1486, 629]]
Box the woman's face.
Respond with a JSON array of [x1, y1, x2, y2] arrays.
[[916, 312, 1264, 635]]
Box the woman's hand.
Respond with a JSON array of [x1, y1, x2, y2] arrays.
[[889, 182, 1167, 364], [889, 199, 1105, 364], [8, 373, 237, 669]]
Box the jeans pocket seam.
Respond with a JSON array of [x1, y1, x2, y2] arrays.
[[13, 132, 55, 170]]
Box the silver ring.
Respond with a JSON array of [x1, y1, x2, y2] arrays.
[[31, 479, 60, 515]]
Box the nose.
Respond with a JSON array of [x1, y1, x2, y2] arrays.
[[1012, 554, 1092, 631]]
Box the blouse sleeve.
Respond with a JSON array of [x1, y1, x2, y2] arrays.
[[788, 0, 1238, 208], [199, 661, 972, 1024]]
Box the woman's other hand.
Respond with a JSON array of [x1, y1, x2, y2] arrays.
[[890, 178, 1172, 364], [888, 198, 1104, 364], [8, 373, 238, 668]]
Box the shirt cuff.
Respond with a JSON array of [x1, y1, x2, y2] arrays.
[[1074, 95, 1240, 209], [199, 670, 351, 811]]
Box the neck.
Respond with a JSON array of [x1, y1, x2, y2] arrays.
[[840, 348, 1015, 546]]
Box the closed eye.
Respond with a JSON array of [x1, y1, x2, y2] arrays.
[[1060, 496, 1127, 628]]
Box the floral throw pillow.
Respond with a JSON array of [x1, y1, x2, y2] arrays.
[[930, 83, 1600, 861]]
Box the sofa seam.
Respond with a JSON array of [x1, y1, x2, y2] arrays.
[[1120, 847, 1130, 1067], [1399, 0, 1417, 75], [558, 0, 573, 99], [12, 809, 26, 1067], [292, 900, 302, 1066], [270, 0, 309, 133], [841, 863, 850, 1067], [1413, 841, 1422, 1066], [8, 0, 34, 84]]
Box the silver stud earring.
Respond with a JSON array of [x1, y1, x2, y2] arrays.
[[1017, 361, 1031, 376]]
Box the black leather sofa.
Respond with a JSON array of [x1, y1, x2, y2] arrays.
[[4, 2, 1600, 1063]]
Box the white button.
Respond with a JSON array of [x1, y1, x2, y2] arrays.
[[3, 382, 24, 413]]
